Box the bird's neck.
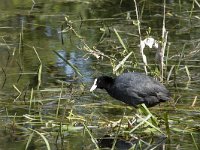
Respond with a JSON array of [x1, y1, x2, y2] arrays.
[[104, 79, 114, 91]]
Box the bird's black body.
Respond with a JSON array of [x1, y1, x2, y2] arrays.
[[90, 72, 170, 107]]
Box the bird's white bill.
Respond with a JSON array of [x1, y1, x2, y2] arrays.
[[90, 79, 97, 92]]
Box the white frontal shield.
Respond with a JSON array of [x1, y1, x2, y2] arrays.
[[90, 79, 97, 92]]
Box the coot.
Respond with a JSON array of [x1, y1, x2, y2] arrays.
[[90, 72, 170, 107]]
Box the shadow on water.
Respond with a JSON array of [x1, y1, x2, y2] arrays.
[[0, 0, 200, 149]]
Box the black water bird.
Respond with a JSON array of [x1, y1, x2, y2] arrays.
[[90, 72, 170, 107]]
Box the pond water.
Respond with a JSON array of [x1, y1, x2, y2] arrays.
[[0, 0, 200, 149]]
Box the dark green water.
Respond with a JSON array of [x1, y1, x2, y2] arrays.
[[0, 0, 200, 149]]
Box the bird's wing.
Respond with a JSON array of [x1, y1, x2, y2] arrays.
[[129, 78, 169, 96], [113, 83, 146, 106]]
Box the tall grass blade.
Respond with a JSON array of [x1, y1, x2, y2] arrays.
[[133, 0, 147, 74], [13, 85, 22, 101], [25, 132, 34, 150], [29, 88, 34, 114], [139, 104, 158, 126], [113, 28, 128, 52], [185, 66, 191, 81], [56, 82, 63, 118], [83, 123, 100, 149], [30, 129, 51, 150], [164, 112, 170, 138], [53, 50, 82, 77], [33, 47, 42, 90], [191, 133, 199, 150], [113, 52, 133, 73], [129, 114, 152, 133], [111, 108, 126, 150]]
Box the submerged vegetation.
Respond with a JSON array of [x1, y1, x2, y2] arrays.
[[0, 0, 200, 149]]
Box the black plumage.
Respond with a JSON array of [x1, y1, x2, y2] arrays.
[[90, 72, 170, 107]]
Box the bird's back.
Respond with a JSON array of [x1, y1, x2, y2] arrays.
[[107, 72, 170, 107]]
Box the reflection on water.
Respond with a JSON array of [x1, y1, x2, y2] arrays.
[[56, 49, 93, 82]]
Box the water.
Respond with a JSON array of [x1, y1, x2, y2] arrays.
[[0, 0, 200, 149]]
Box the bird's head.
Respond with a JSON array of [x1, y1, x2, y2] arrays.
[[90, 76, 113, 92]]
